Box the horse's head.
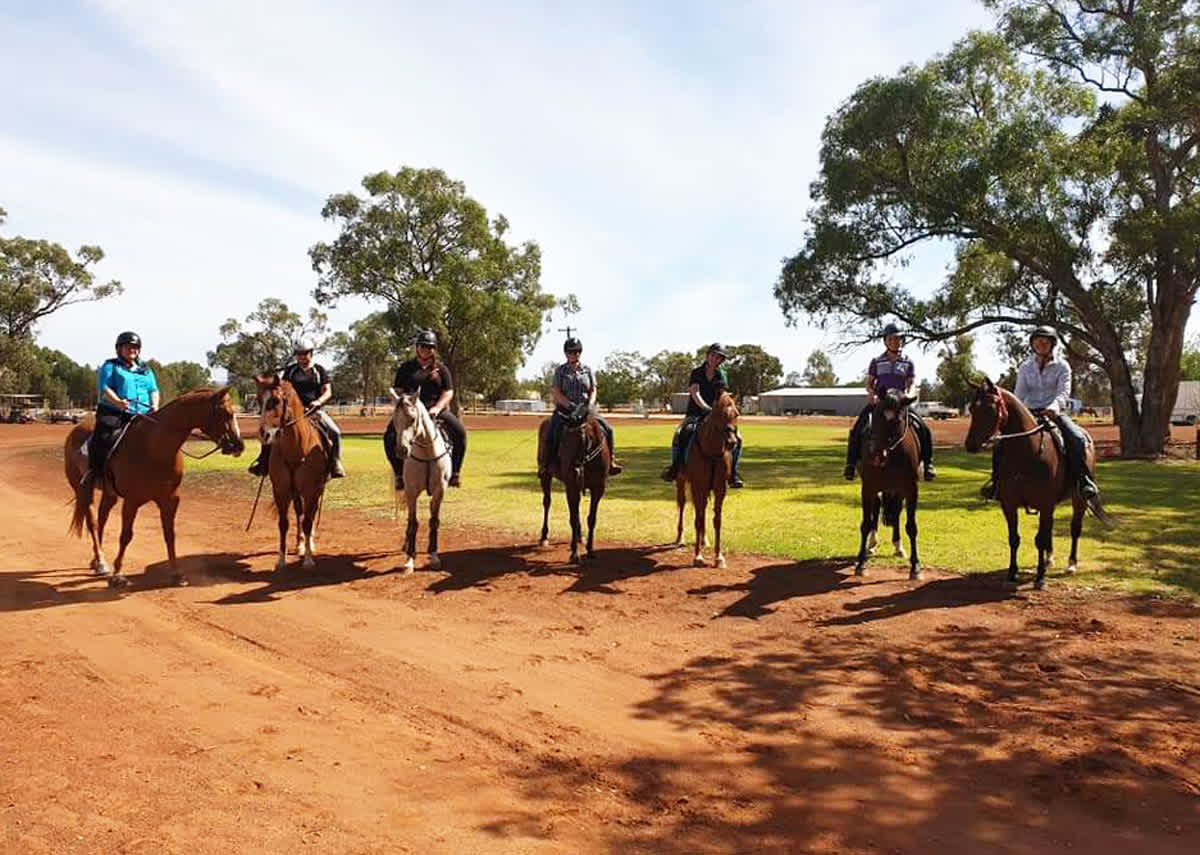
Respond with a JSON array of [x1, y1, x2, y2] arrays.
[[202, 387, 245, 456], [866, 389, 915, 466], [710, 391, 741, 452], [965, 377, 1005, 453], [391, 392, 425, 458], [254, 374, 291, 444]]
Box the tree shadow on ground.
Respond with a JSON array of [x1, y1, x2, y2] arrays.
[[490, 614, 1200, 853]]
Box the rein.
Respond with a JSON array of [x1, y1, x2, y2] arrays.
[[126, 401, 239, 459], [981, 393, 1048, 446]]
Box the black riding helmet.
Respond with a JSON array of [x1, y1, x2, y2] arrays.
[[115, 331, 142, 349], [564, 337, 582, 353], [414, 329, 438, 348], [880, 322, 903, 339], [1029, 325, 1058, 347], [707, 343, 727, 358]]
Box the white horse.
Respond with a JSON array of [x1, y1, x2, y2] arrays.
[[392, 393, 452, 574]]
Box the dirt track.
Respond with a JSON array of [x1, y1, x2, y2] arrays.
[[2, 424, 1198, 854]]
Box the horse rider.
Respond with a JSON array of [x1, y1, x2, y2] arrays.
[[83, 330, 159, 487], [537, 335, 623, 478], [247, 340, 346, 478], [843, 323, 936, 481], [980, 325, 1100, 501], [384, 330, 466, 489], [659, 343, 744, 487]]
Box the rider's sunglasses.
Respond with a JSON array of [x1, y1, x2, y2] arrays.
[[565, 349, 582, 355]]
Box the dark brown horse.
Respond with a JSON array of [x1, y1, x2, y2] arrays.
[[854, 389, 922, 579], [674, 391, 739, 568], [964, 377, 1096, 590], [64, 388, 245, 587], [254, 375, 329, 573], [538, 413, 611, 563]]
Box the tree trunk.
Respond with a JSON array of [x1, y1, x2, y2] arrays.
[[1107, 307, 1189, 458]]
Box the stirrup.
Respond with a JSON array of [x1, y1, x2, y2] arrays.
[[843, 464, 856, 481]]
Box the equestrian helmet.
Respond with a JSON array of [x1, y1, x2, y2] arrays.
[[414, 329, 438, 348], [1029, 325, 1058, 347], [292, 339, 314, 354], [880, 322, 903, 339], [115, 330, 142, 349], [564, 337, 583, 353], [707, 343, 728, 358]]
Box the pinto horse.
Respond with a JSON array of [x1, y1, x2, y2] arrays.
[[854, 389, 922, 579], [538, 411, 610, 563], [254, 375, 329, 573], [964, 377, 1096, 590], [64, 388, 245, 588], [392, 393, 451, 574], [674, 391, 739, 568]]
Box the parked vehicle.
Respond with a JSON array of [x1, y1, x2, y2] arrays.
[[48, 410, 82, 424], [1170, 381, 1199, 426], [913, 401, 957, 420]]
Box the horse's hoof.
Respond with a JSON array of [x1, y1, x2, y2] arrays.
[[569, 553, 581, 566], [1033, 577, 1047, 591], [855, 564, 867, 577], [301, 556, 315, 570], [107, 574, 128, 589], [170, 574, 189, 588], [893, 542, 905, 558], [538, 539, 550, 549], [715, 555, 726, 569], [91, 560, 111, 577], [693, 555, 706, 567], [1066, 563, 1078, 575], [428, 553, 441, 570], [909, 567, 922, 581], [674, 538, 685, 548], [402, 558, 415, 575]]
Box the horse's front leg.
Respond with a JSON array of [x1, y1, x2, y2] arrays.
[[1033, 506, 1054, 590], [403, 488, 419, 575], [1067, 494, 1085, 574], [109, 499, 144, 589], [427, 473, 445, 570], [855, 490, 877, 576], [155, 493, 186, 586], [274, 491, 291, 573], [711, 483, 726, 569], [566, 481, 583, 564], [300, 492, 319, 570], [585, 481, 604, 559], [93, 491, 118, 576], [1002, 501, 1020, 584], [674, 476, 686, 547], [292, 493, 304, 555], [905, 491, 921, 580], [539, 473, 552, 547], [690, 481, 709, 567]]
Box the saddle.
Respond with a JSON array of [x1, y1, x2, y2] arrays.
[[307, 413, 335, 457], [1033, 413, 1066, 458]]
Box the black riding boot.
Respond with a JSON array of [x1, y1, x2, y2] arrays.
[[660, 428, 683, 481], [383, 422, 403, 490], [916, 418, 936, 481], [844, 428, 859, 481], [729, 434, 745, 487]]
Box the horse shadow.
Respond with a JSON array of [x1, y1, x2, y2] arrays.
[[0, 567, 127, 612], [687, 557, 866, 619], [424, 542, 683, 595], [206, 550, 402, 604], [818, 570, 1019, 626]]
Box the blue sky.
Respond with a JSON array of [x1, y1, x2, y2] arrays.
[[2, 0, 1007, 387]]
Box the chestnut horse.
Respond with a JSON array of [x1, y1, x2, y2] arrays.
[[64, 388, 245, 588], [964, 377, 1099, 590], [254, 375, 329, 573], [538, 412, 611, 563], [854, 389, 922, 579], [674, 390, 739, 568], [391, 392, 451, 574]]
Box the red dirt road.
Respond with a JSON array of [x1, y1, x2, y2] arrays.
[[2, 424, 1198, 854]]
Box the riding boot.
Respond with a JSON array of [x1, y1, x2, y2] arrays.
[[917, 419, 936, 481], [249, 443, 271, 477], [660, 431, 681, 482], [729, 434, 745, 488], [844, 429, 859, 481], [601, 420, 622, 475], [329, 432, 346, 478]]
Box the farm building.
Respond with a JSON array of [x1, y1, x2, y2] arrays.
[[758, 387, 866, 417]]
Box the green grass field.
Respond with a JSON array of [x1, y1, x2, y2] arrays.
[[190, 422, 1200, 597]]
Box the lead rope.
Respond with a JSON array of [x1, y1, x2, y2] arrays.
[[245, 471, 268, 531]]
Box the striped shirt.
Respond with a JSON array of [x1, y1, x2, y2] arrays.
[[868, 351, 916, 393], [1014, 355, 1071, 413], [554, 362, 594, 410]]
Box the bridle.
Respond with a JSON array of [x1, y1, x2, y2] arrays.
[[869, 397, 910, 464], [976, 388, 1047, 447], [132, 393, 243, 459]]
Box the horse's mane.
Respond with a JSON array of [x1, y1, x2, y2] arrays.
[[157, 386, 228, 412]]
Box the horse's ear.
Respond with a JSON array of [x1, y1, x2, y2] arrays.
[[982, 375, 995, 391]]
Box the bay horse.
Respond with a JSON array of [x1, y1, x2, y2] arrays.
[[392, 393, 451, 574], [854, 389, 922, 579], [254, 375, 329, 573], [538, 411, 610, 564], [673, 391, 739, 568], [64, 388, 245, 588], [964, 377, 1098, 590]]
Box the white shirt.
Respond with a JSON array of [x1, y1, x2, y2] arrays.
[[1014, 354, 1071, 414]]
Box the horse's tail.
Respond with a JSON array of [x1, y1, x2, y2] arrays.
[[882, 494, 902, 528], [69, 477, 94, 538], [1085, 492, 1116, 530]]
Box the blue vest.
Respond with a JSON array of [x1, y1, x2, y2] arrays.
[[97, 358, 158, 414]]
